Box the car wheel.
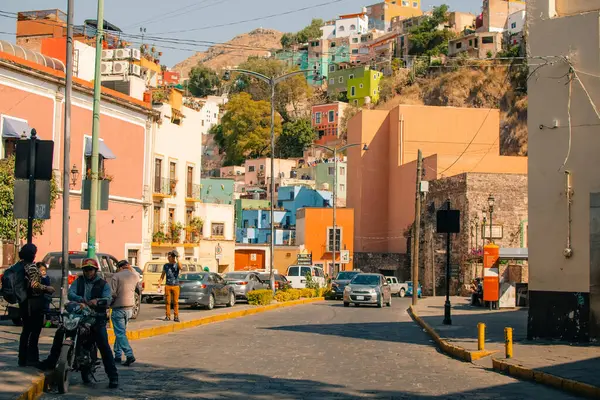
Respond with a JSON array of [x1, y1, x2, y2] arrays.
[[377, 295, 383, 308], [399, 288, 406, 298], [226, 291, 235, 307], [131, 291, 141, 320], [206, 294, 215, 310], [343, 302, 350, 307], [146, 297, 154, 304]]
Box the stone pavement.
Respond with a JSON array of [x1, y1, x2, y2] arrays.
[[0, 302, 258, 400], [39, 300, 576, 399], [414, 296, 600, 389]]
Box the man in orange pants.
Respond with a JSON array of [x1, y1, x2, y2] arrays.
[[158, 250, 181, 322]]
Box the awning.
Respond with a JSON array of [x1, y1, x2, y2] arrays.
[[84, 137, 116, 159], [2, 116, 30, 139]]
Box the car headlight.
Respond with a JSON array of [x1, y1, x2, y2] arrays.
[[64, 316, 81, 331], [370, 288, 378, 294]]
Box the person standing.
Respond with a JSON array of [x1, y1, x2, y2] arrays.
[[14, 244, 55, 367], [158, 250, 181, 322], [110, 260, 139, 366]]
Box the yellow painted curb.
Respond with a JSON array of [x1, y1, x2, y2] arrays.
[[15, 372, 45, 400], [492, 358, 600, 399], [408, 305, 497, 363]]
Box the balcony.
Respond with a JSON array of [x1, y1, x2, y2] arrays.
[[185, 183, 202, 203], [152, 222, 201, 247], [153, 177, 176, 198]]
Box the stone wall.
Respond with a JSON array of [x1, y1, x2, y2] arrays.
[[418, 172, 528, 296], [353, 252, 410, 281]]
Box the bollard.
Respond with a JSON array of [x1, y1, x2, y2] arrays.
[[505, 327, 513, 358], [477, 322, 486, 351]]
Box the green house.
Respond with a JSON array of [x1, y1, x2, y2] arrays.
[[347, 67, 383, 106]]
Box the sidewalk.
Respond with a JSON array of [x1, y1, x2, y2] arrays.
[[413, 296, 600, 391]]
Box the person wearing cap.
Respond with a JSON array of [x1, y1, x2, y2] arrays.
[[158, 250, 181, 322], [41, 258, 118, 388], [110, 260, 139, 366]]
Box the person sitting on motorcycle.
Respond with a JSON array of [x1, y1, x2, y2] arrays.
[[41, 258, 118, 389]]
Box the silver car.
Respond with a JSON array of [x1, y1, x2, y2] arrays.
[[178, 272, 236, 310], [223, 271, 268, 300], [343, 273, 392, 308]]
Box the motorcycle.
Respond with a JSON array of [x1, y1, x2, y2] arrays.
[[53, 300, 107, 394]]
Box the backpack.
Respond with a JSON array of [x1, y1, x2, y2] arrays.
[[1, 261, 29, 304]]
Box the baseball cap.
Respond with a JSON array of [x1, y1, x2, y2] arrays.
[[168, 250, 179, 257], [81, 258, 99, 270]]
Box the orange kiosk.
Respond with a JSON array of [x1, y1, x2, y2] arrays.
[[483, 243, 499, 308]]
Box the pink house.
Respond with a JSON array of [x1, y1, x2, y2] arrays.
[[311, 102, 347, 146], [0, 48, 155, 265], [244, 158, 297, 187]]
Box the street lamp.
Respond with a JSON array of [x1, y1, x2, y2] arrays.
[[70, 164, 79, 188], [311, 142, 368, 277], [482, 214, 487, 248], [487, 194, 495, 243], [223, 68, 317, 294]]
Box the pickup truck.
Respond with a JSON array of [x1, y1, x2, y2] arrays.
[[385, 277, 408, 297]]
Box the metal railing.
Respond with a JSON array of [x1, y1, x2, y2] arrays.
[[186, 183, 201, 200], [153, 177, 176, 196]]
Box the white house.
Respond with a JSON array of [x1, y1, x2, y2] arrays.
[[195, 203, 235, 273], [320, 24, 336, 40], [200, 95, 228, 135], [508, 9, 526, 35], [335, 12, 369, 39]]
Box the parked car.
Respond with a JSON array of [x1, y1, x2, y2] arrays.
[[343, 273, 392, 308], [141, 259, 200, 303], [178, 272, 236, 310], [285, 265, 326, 288], [406, 281, 422, 298], [331, 270, 362, 299], [386, 277, 408, 297], [258, 273, 292, 290], [41, 251, 142, 319], [223, 271, 268, 300], [133, 266, 143, 283]]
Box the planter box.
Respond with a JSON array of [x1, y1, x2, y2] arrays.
[[81, 180, 110, 210]]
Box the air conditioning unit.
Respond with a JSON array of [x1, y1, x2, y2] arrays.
[[130, 48, 141, 61], [130, 64, 141, 76], [101, 62, 113, 75], [112, 61, 129, 75], [114, 48, 132, 60], [101, 49, 114, 60]]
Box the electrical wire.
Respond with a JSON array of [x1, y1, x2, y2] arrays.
[[122, 0, 225, 29], [559, 71, 573, 171]]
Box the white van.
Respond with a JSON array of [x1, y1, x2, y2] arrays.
[[286, 265, 326, 289]]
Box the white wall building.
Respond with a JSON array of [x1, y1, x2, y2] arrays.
[[320, 24, 336, 40], [200, 95, 228, 135], [73, 40, 96, 81], [508, 9, 526, 35], [195, 203, 235, 273], [335, 13, 369, 39]]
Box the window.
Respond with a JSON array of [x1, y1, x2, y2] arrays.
[[475, 38, 479, 47], [315, 112, 322, 124], [339, 26, 345, 32], [153, 206, 161, 234], [350, 86, 356, 97], [329, 78, 335, 85], [330, 42, 336, 48], [456, 42, 462, 49], [211, 222, 225, 238], [352, 49, 358, 54], [353, 100, 359, 106], [202, 120, 205, 127], [168, 208, 175, 226], [469, 39, 473, 47], [413, 1, 418, 6], [169, 161, 176, 181], [352, 38, 358, 43], [154, 158, 162, 192], [402, 0, 409, 5], [511, 22, 517, 29], [186, 166, 194, 198], [327, 227, 342, 251], [482, 36, 494, 44], [329, 65, 335, 72], [339, 166, 346, 176], [328, 166, 335, 175], [338, 76, 344, 83], [328, 110, 335, 123], [350, 24, 356, 31], [243, 220, 249, 228], [340, 183, 346, 191], [359, 83, 363, 88], [259, 164, 264, 171], [248, 166, 255, 172], [349, 74, 354, 79]]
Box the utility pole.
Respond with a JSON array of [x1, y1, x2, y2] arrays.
[[269, 80, 275, 293], [332, 147, 338, 277], [430, 226, 435, 297], [86, 0, 104, 259], [61, 0, 74, 310], [443, 199, 452, 325], [412, 149, 423, 306]]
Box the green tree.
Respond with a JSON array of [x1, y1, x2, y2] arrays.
[[280, 33, 297, 49], [296, 19, 324, 44], [0, 156, 58, 241], [187, 63, 220, 97], [276, 119, 316, 158], [219, 93, 283, 166], [408, 4, 456, 56]]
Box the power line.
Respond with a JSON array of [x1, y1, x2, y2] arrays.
[[122, 0, 222, 29]]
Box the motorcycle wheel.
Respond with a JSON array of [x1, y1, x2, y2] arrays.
[[56, 344, 72, 394]]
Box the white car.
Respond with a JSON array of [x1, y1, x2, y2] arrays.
[[286, 265, 326, 288], [386, 277, 408, 297]]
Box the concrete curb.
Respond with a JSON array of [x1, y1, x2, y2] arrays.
[[408, 305, 497, 362], [19, 297, 323, 399], [492, 358, 600, 399]]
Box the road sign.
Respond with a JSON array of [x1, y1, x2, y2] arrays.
[[340, 250, 350, 264], [437, 209, 461, 233], [14, 180, 51, 219], [297, 252, 312, 265], [15, 139, 54, 180]]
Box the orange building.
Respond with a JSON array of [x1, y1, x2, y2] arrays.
[[347, 104, 527, 254], [296, 207, 355, 275]]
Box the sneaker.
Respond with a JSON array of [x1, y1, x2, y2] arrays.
[[164, 316, 171, 321], [114, 357, 122, 364], [123, 356, 136, 367], [109, 377, 119, 389], [174, 317, 180, 322]]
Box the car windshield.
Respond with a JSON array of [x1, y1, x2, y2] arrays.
[[224, 273, 248, 280], [259, 273, 279, 281], [351, 275, 380, 285], [337, 272, 360, 280], [43, 253, 88, 269], [180, 273, 207, 281]]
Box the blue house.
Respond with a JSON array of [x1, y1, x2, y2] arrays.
[[236, 209, 293, 245], [277, 186, 332, 226]]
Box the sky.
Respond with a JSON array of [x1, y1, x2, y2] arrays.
[[0, 0, 481, 67]]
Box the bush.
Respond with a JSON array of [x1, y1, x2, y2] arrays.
[[247, 289, 274, 306], [323, 289, 336, 300], [274, 290, 292, 302], [300, 288, 314, 299], [315, 287, 327, 298]]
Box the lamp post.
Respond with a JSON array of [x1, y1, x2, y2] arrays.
[[487, 194, 495, 244], [311, 143, 368, 277], [224, 68, 317, 293], [482, 214, 487, 247]]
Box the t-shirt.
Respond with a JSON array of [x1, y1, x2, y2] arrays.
[[162, 263, 180, 286]]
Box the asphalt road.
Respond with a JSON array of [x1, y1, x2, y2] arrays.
[[39, 299, 578, 399]]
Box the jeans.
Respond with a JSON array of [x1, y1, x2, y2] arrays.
[[18, 298, 45, 364], [111, 308, 133, 359], [47, 320, 118, 380], [164, 285, 180, 318]]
